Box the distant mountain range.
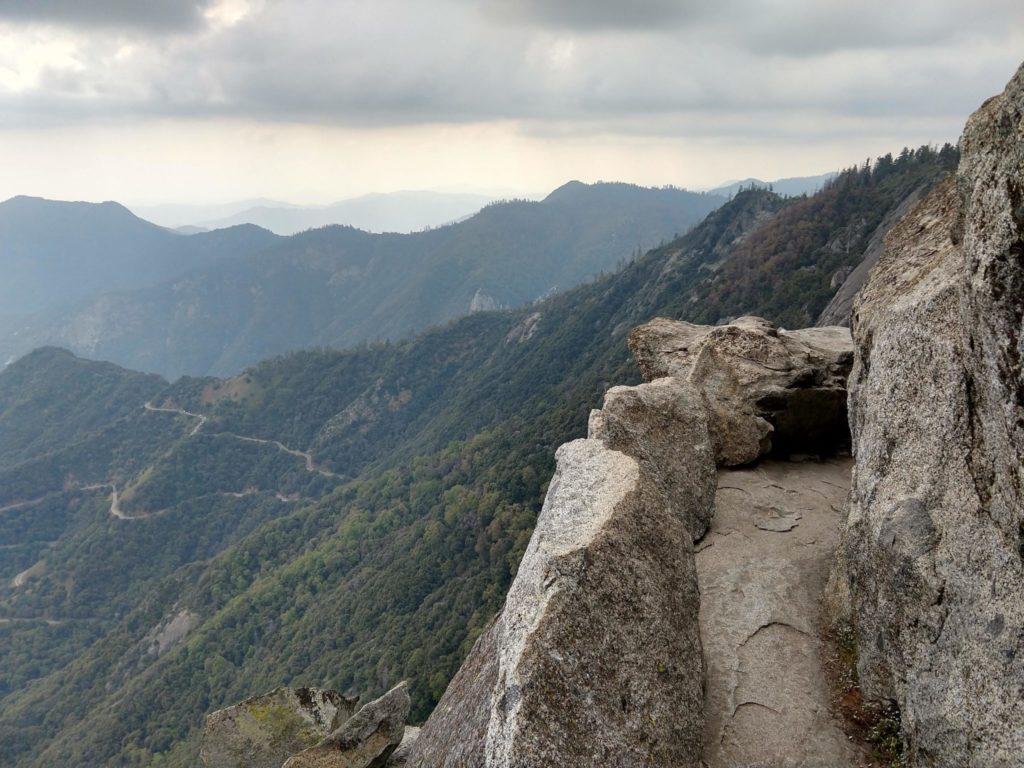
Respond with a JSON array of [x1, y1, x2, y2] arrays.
[[707, 171, 837, 199], [132, 190, 508, 235], [0, 182, 723, 377]]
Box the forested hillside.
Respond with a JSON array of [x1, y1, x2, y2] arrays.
[[0, 182, 722, 379], [0, 146, 956, 766]]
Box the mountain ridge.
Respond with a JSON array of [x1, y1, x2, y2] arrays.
[[0, 182, 724, 378]]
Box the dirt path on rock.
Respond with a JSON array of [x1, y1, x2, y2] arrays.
[[697, 458, 870, 768]]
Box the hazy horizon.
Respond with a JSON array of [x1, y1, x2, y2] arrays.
[[2, 1, 1020, 205]]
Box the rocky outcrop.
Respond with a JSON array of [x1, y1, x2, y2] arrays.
[[837, 61, 1024, 767], [284, 682, 410, 768], [199, 687, 358, 768], [410, 402, 711, 766], [629, 316, 853, 465], [483, 440, 703, 766], [588, 376, 717, 539]]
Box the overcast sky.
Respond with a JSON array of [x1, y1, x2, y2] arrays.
[[1, 0, 1021, 204]]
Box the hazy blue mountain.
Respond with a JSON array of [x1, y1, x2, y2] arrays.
[[192, 190, 505, 235], [709, 171, 837, 199], [0, 196, 278, 316], [1, 182, 723, 378], [129, 198, 299, 229]]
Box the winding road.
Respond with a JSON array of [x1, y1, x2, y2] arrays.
[[144, 401, 341, 479], [144, 402, 207, 436]]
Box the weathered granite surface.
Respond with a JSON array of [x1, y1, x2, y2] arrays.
[[409, 437, 707, 767], [588, 376, 716, 539], [838, 61, 1024, 768], [284, 682, 410, 768], [629, 315, 853, 465], [700, 459, 869, 768]]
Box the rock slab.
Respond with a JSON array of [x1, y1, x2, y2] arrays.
[[409, 437, 706, 767], [838, 61, 1024, 768], [700, 459, 868, 768], [629, 316, 852, 465], [588, 376, 717, 539]]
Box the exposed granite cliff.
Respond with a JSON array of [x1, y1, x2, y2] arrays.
[[836, 62, 1024, 767], [410, 433, 709, 766], [409, 316, 854, 767]]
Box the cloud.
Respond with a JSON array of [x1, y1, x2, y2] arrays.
[[0, 0, 1020, 148], [0, 0, 221, 32], [479, 0, 713, 31]]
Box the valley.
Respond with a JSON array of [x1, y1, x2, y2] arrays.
[[0, 146, 960, 766]]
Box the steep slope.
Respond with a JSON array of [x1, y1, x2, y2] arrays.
[[0, 149, 956, 766], [0, 348, 166, 468], [0, 182, 723, 378]]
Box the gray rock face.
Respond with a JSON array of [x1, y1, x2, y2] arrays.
[[409, 436, 708, 767], [816, 185, 929, 327], [385, 727, 420, 766], [629, 316, 853, 465], [839, 61, 1024, 768], [199, 687, 358, 768], [284, 682, 410, 768], [588, 376, 717, 539]]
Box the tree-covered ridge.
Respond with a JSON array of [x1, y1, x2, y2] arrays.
[[0, 146, 956, 766], [0, 182, 724, 379], [0, 348, 167, 469]]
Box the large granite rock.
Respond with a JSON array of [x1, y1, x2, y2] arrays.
[[385, 727, 421, 767], [629, 316, 853, 465], [284, 682, 410, 768], [588, 376, 717, 539], [838, 61, 1024, 767], [199, 686, 358, 768], [409, 437, 706, 767]]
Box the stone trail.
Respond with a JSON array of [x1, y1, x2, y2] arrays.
[[698, 457, 870, 768]]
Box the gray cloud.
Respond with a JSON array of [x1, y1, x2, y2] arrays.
[[480, 0, 713, 31], [0, 0, 1021, 151], [0, 0, 214, 31]]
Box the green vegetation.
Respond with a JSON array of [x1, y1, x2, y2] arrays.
[[0, 147, 955, 766]]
